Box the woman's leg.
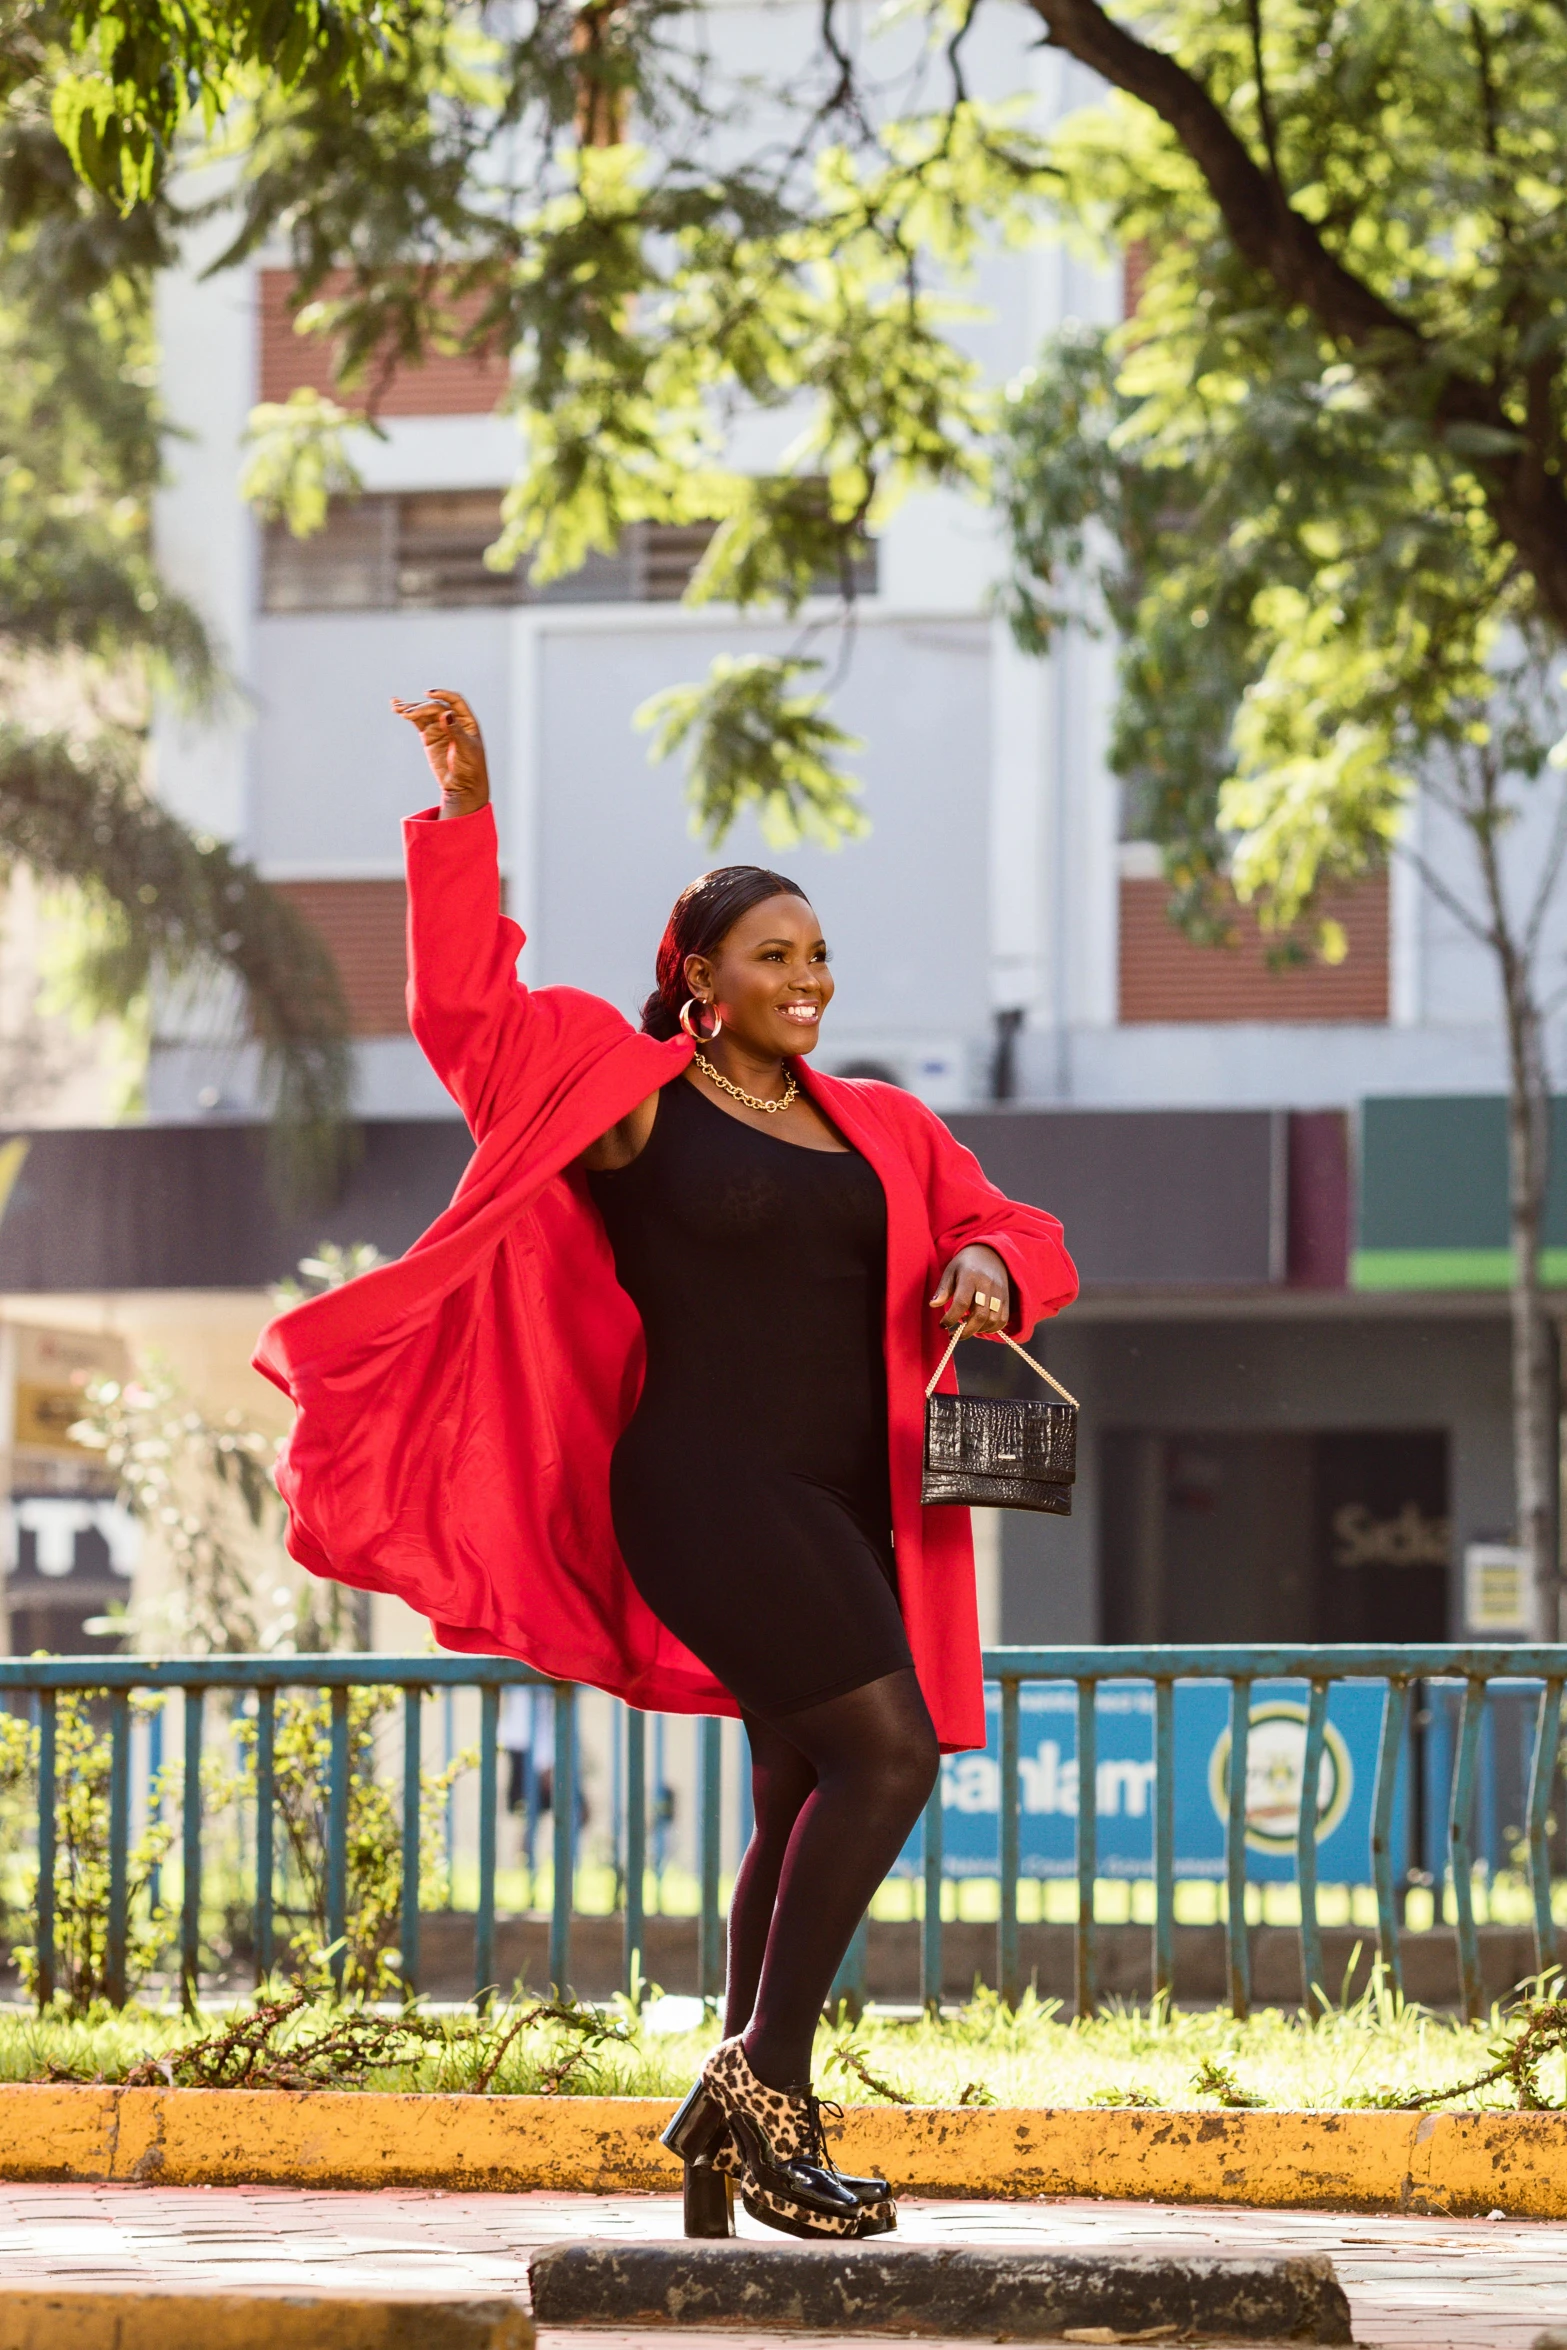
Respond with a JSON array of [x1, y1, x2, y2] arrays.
[[739, 1666, 939, 2091], [723, 1716, 817, 2040]]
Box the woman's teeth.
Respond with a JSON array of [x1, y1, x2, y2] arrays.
[[780, 1004, 819, 1023]]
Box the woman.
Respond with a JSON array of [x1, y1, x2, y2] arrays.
[[255, 688, 1077, 2241]]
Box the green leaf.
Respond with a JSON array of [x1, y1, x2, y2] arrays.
[[240, 390, 368, 537], [636, 654, 866, 849]]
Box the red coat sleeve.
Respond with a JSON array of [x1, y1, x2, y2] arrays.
[[890, 1090, 1078, 1337], [403, 804, 539, 1139]]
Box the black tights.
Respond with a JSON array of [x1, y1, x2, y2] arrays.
[[721, 1666, 939, 2091]]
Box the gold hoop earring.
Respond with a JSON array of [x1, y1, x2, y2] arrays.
[[679, 997, 723, 1041]]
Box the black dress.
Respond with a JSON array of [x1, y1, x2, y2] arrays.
[[586, 1073, 913, 1718]]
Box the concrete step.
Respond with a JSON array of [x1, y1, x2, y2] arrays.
[[0, 2291, 532, 2350], [528, 2239, 1353, 2341]]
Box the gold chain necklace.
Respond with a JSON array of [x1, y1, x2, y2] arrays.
[[694, 1052, 799, 1116]]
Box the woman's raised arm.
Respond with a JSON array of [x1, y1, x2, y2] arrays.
[[394, 688, 536, 1138]]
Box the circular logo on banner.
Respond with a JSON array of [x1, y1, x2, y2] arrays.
[[1207, 1701, 1354, 1854]]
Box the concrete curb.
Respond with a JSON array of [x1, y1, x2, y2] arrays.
[[527, 2240, 1355, 2342], [0, 2084, 1563, 2214], [0, 2292, 532, 2350]]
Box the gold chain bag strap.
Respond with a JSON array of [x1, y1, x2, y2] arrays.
[[921, 1317, 1079, 1515]]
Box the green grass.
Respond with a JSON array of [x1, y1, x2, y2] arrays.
[[2, 1978, 1563, 2112]]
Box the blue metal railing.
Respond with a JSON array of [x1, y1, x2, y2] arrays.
[[2, 1645, 1564, 2019]]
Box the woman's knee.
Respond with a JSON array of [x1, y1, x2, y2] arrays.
[[835, 1710, 937, 1821], [883, 1716, 940, 1815]]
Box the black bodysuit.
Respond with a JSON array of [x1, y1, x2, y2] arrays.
[[587, 1074, 913, 1717]]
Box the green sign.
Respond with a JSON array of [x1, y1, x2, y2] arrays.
[[1354, 1096, 1567, 1289]]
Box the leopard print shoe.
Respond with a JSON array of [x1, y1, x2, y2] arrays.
[[699, 2037, 886, 2240]]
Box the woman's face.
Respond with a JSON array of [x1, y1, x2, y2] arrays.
[[685, 893, 834, 1057]]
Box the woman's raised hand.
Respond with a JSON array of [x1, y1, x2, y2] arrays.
[[392, 688, 490, 818], [931, 1243, 1012, 1337]]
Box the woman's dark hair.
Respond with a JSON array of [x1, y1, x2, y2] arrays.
[[641, 864, 809, 1039]]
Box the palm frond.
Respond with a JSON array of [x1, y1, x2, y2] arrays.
[[0, 721, 353, 1198]]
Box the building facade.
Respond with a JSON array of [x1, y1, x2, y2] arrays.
[[2, 24, 1557, 1669]]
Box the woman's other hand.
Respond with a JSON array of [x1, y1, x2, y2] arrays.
[[392, 688, 490, 817], [931, 1244, 1011, 1336]]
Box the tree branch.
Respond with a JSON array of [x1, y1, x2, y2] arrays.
[[1024, 0, 1567, 636], [1526, 771, 1567, 958], [1245, 0, 1282, 189], [1395, 841, 1493, 952]]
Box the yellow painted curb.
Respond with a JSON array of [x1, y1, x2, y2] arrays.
[[0, 2085, 1564, 2216], [0, 2291, 532, 2350]]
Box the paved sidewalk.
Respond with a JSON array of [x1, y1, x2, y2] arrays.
[[0, 2185, 1561, 2348]]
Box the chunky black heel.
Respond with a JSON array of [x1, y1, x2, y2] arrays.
[[661, 2078, 728, 2163], [683, 2154, 735, 2237], [664, 2077, 738, 2238]]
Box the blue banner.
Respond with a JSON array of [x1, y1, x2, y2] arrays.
[[901, 1680, 1406, 1883]]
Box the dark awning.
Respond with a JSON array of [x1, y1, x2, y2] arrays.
[[0, 1105, 1303, 1292], [0, 1121, 474, 1291]]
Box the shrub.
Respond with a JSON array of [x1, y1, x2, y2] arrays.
[[238, 1688, 471, 1996], [8, 1693, 185, 2012]]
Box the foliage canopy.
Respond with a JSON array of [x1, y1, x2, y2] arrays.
[[0, 18, 352, 1169]]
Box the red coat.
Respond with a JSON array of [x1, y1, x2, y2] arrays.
[[254, 806, 1078, 1750]]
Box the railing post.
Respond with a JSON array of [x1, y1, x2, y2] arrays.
[[1296, 1678, 1329, 2014], [1152, 1676, 1174, 2008], [1527, 1676, 1564, 1979], [254, 1688, 276, 1987], [999, 1678, 1021, 2009], [181, 1687, 205, 2015], [401, 1686, 423, 1999], [698, 1715, 723, 2009], [1225, 1678, 1252, 2020], [35, 1690, 56, 2009], [1370, 1676, 1410, 2003], [147, 1701, 164, 1916], [550, 1684, 576, 1995], [921, 1771, 945, 2011], [476, 1683, 499, 2008], [1449, 1676, 1486, 2022], [624, 1706, 646, 2001], [326, 1685, 350, 1997], [106, 1689, 131, 2008], [1074, 1678, 1097, 2020]]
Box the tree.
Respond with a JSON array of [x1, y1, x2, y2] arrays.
[[988, 5, 1567, 1640], [0, 12, 352, 1180], [35, 3, 1567, 1618]]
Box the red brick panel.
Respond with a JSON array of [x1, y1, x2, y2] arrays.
[[273, 879, 409, 1037], [258, 270, 509, 417], [1118, 874, 1389, 1024]]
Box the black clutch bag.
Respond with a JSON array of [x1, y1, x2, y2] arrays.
[[922, 1320, 1077, 1515]]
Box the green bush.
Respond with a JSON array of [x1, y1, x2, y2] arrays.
[[236, 1688, 471, 1997], [7, 1693, 182, 2013]]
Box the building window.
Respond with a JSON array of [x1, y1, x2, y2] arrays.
[[260, 492, 877, 613]]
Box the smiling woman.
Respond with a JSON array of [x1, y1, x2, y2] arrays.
[[256, 687, 1077, 2248]]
